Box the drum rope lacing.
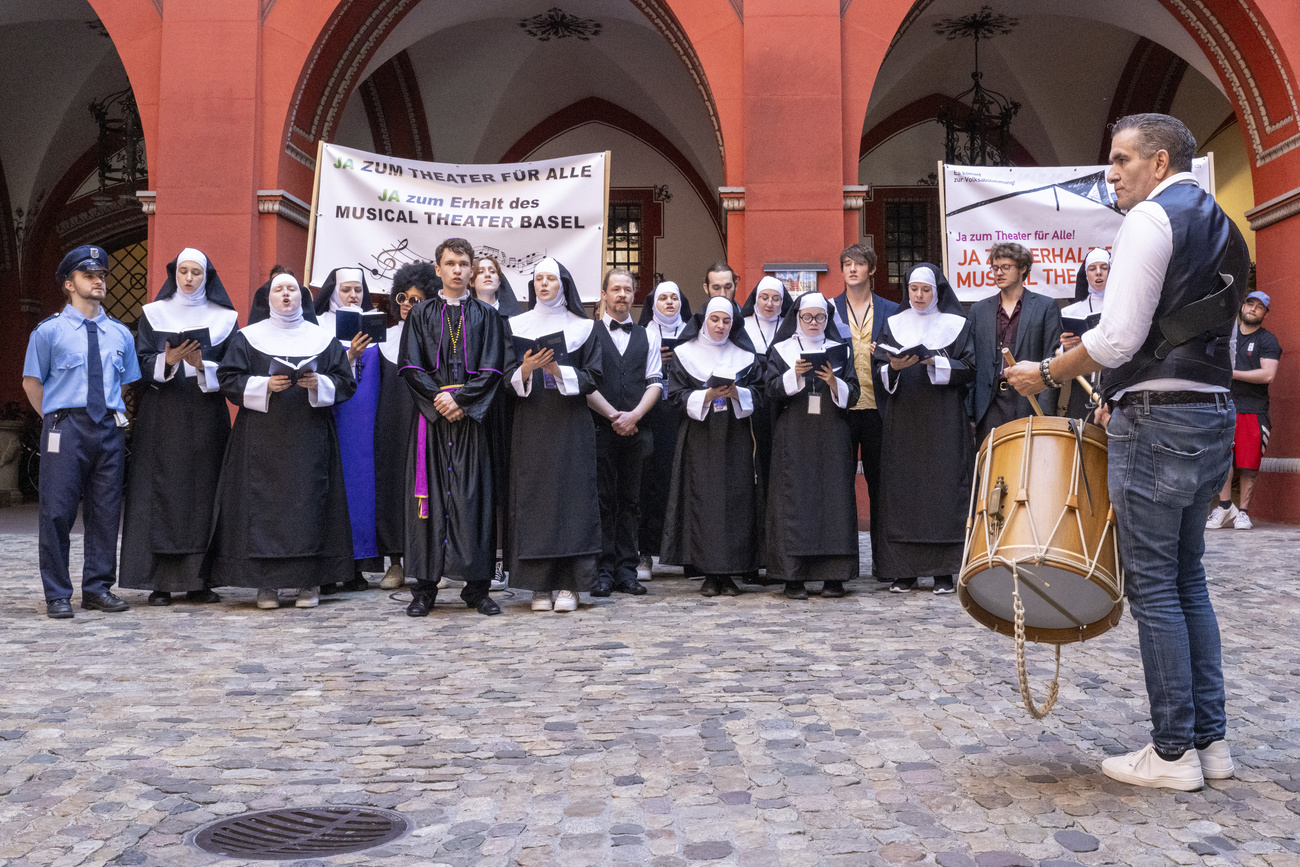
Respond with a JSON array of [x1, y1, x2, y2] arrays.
[[1011, 561, 1061, 719]]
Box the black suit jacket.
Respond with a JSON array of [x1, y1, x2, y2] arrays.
[[832, 291, 898, 416], [968, 289, 1063, 423]]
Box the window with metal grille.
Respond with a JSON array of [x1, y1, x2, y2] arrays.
[[606, 201, 642, 279], [885, 202, 929, 288], [104, 240, 148, 326]]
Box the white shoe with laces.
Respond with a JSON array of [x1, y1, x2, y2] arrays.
[[256, 588, 279, 610], [1233, 510, 1253, 530], [1196, 740, 1234, 779], [1101, 743, 1204, 791], [554, 590, 578, 612], [1206, 503, 1239, 529], [530, 591, 554, 611], [295, 586, 319, 608]]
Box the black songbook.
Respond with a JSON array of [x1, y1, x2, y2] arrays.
[[335, 309, 387, 343], [800, 344, 848, 371], [1062, 312, 1103, 336], [705, 373, 736, 389], [267, 355, 319, 384], [531, 331, 571, 365], [875, 342, 941, 361], [155, 327, 211, 352], [660, 337, 683, 352]]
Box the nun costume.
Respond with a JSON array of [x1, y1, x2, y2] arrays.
[[374, 262, 440, 590], [119, 249, 238, 604], [397, 254, 507, 616], [763, 292, 861, 598], [472, 256, 523, 588], [503, 257, 603, 611], [873, 264, 975, 594], [659, 297, 764, 596], [740, 275, 792, 506], [210, 274, 357, 608], [315, 267, 382, 593], [636, 281, 691, 565], [1060, 248, 1108, 420]]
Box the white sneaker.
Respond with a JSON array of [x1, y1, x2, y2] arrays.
[[437, 577, 466, 590], [256, 588, 279, 610], [637, 555, 653, 582], [1101, 743, 1203, 791], [554, 590, 578, 612], [1196, 740, 1234, 779], [1206, 503, 1239, 529], [1233, 511, 1253, 530], [379, 563, 405, 590], [295, 586, 320, 608], [490, 560, 508, 591], [530, 591, 554, 611]]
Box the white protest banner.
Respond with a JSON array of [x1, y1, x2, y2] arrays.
[[306, 143, 610, 300], [940, 157, 1212, 302]]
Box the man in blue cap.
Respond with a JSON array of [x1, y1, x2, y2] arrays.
[[22, 245, 141, 618], [1207, 288, 1281, 530]]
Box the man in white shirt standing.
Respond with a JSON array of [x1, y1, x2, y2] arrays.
[[1008, 113, 1247, 792]]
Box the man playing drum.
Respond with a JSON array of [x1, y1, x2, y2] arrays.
[[1007, 113, 1247, 791]]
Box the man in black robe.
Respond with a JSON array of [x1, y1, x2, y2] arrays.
[[399, 238, 506, 617]]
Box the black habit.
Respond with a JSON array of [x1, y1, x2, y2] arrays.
[[120, 255, 238, 593], [210, 317, 356, 589]]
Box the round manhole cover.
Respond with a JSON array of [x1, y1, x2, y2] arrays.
[[191, 805, 412, 860]]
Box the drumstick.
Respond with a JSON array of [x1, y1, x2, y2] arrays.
[[1055, 347, 1098, 401], [1001, 348, 1045, 417]]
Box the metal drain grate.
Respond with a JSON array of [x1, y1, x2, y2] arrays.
[[191, 806, 411, 860]]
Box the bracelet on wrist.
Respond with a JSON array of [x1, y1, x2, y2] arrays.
[[1039, 358, 1061, 389]]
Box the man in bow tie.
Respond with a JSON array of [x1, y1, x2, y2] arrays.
[[587, 269, 662, 597]]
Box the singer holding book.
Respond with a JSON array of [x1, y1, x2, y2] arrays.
[[120, 248, 238, 606], [762, 292, 860, 599], [209, 273, 356, 609], [659, 297, 764, 598], [873, 264, 975, 595]]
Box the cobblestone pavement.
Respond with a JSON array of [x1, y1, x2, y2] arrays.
[[1, 518, 1298, 867]]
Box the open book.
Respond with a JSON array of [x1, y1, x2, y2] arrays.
[[1061, 311, 1102, 336], [875, 343, 942, 361], [155, 327, 211, 352], [267, 355, 319, 384], [335, 309, 387, 343]]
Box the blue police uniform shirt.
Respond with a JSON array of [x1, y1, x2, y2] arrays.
[[22, 305, 141, 414]]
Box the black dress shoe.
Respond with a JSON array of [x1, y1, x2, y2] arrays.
[[473, 597, 502, 616], [700, 577, 720, 597], [717, 577, 742, 597], [783, 582, 809, 600], [406, 593, 435, 617], [148, 591, 172, 606], [82, 591, 129, 612], [591, 577, 613, 598], [613, 578, 648, 596], [185, 589, 222, 604], [820, 580, 846, 598], [320, 583, 341, 595], [343, 575, 369, 592], [46, 599, 74, 619]]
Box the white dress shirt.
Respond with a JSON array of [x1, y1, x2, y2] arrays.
[[602, 314, 664, 389]]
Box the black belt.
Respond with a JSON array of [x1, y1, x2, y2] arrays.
[[1116, 390, 1228, 408]]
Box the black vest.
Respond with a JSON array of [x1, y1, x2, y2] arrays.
[[1100, 181, 1248, 399], [594, 321, 650, 414]]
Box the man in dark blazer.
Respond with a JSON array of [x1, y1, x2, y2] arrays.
[[970, 242, 1063, 444], [830, 243, 899, 591]]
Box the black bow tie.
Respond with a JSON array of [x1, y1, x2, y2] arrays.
[[609, 320, 634, 333]]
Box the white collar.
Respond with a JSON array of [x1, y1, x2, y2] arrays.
[[885, 307, 966, 350], [673, 335, 755, 383], [239, 318, 334, 357], [509, 307, 594, 352], [142, 297, 238, 344], [380, 320, 404, 364]]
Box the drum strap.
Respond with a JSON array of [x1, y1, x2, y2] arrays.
[[1069, 419, 1095, 515], [1012, 563, 1062, 719]]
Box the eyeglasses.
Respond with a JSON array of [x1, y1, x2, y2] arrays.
[[990, 264, 1020, 274], [395, 292, 423, 305], [798, 313, 827, 324]]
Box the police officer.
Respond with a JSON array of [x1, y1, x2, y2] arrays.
[[22, 245, 141, 618]]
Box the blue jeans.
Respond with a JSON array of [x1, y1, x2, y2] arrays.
[[1106, 394, 1235, 755]]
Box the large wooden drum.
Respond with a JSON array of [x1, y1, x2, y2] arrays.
[[960, 416, 1123, 646]]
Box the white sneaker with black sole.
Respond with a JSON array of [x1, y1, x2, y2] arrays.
[[1101, 743, 1204, 791]]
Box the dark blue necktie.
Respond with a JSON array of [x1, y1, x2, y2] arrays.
[[84, 320, 107, 422]]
